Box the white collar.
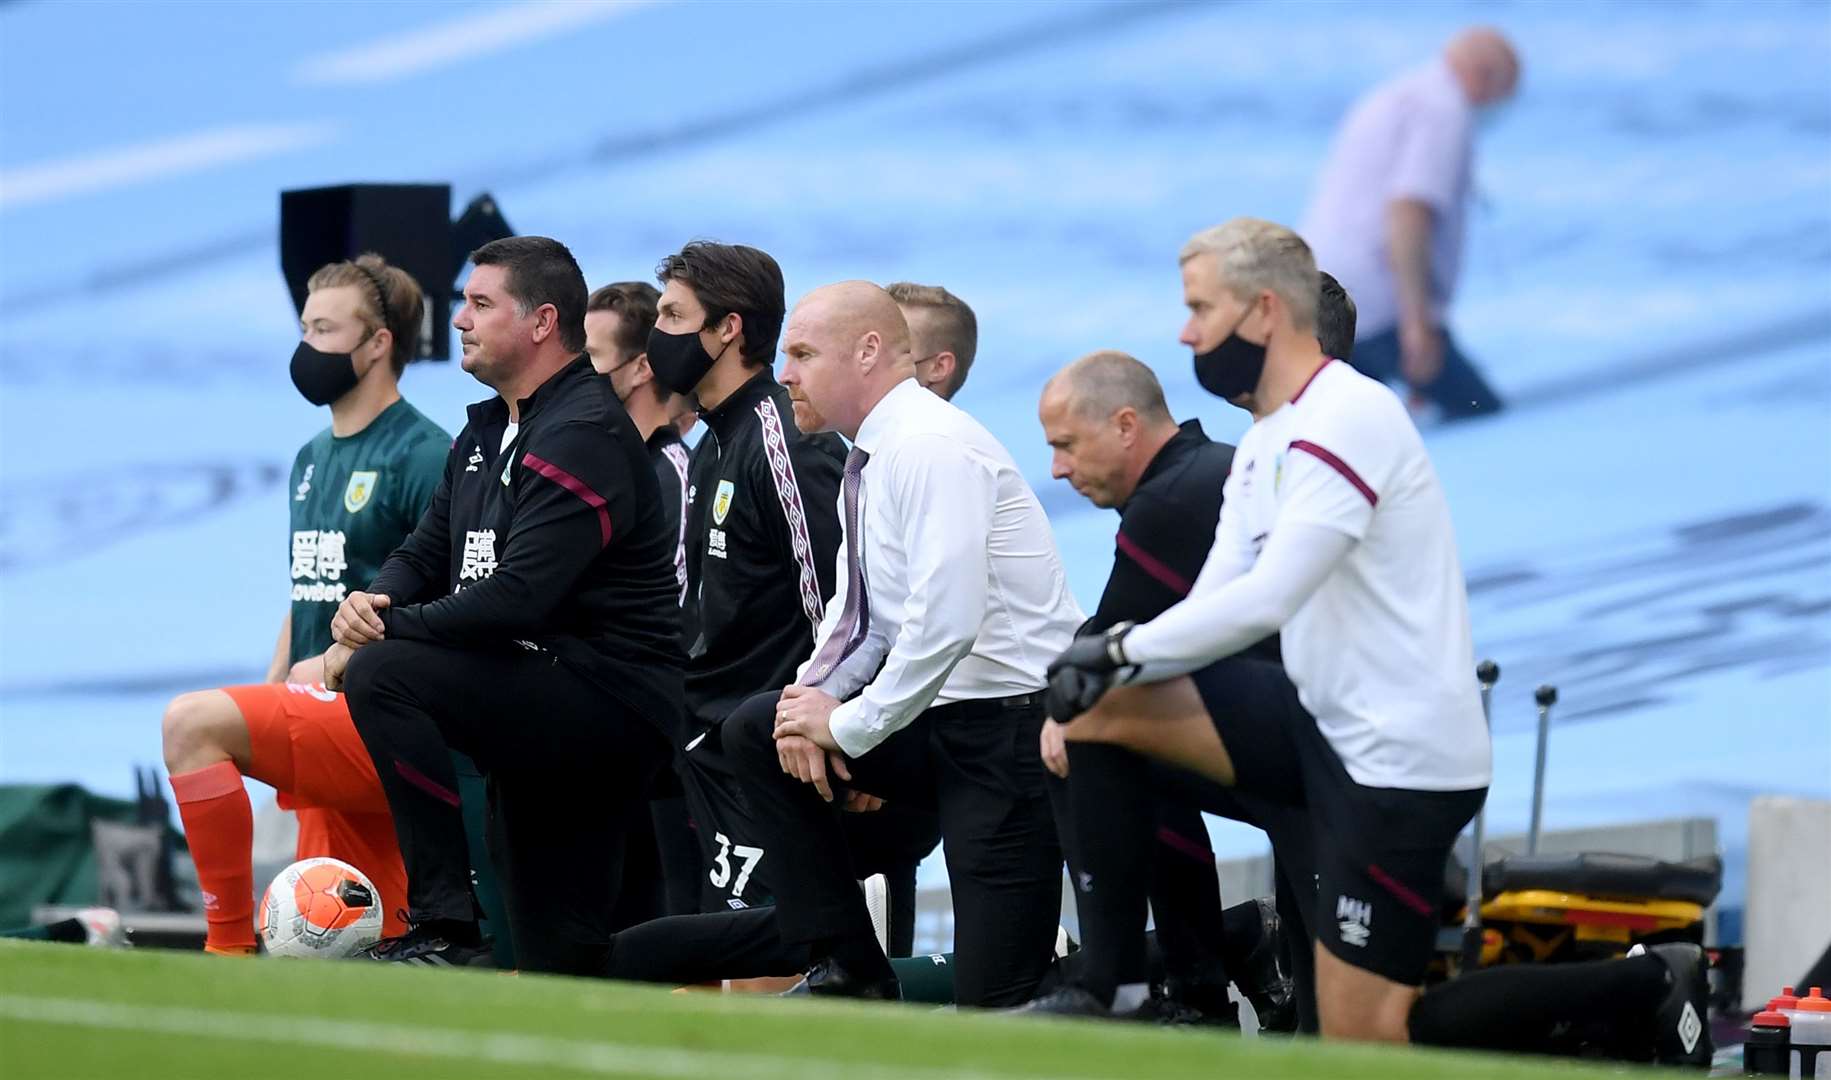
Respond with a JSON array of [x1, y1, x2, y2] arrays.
[[852, 377, 923, 456]]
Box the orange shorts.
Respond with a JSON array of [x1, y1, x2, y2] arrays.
[[223, 682, 408, 936]]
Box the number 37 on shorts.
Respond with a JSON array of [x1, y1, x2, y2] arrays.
[[707, 832, 764, 907]]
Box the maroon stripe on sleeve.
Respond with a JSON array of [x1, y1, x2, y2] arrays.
[[1290, 440, 1377, 507], [522, 452, 613, 547], [394, 759, 461, 808], [1115, 530, 1192, 596]]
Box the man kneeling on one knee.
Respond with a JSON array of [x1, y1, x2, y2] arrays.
[[1045, 218, 1712, 1065]]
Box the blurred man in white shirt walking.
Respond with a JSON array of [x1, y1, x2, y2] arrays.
[[728, 280, 1080, 1007], [1303, 27, 1519, 421]]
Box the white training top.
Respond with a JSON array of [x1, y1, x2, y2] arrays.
[[807, 378, 1083, 758], [1301, 57, 1475, 338], [1122, 360, 1491, 791]]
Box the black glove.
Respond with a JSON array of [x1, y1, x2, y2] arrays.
[[1044, 622, 1137, 722]]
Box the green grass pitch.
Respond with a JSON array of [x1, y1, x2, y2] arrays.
[[1, 941, 1646, 1079]]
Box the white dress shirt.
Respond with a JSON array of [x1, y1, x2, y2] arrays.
[[801, 378, 1083, 758]]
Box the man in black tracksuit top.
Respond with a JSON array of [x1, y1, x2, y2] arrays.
[[587, 279, 700, 921], [329, 238, 681, 975], [682, 370, 840, 738], [1031, 350, 1321, 1029], [645, 242, 937, 914], [677, 367, 847, 909]]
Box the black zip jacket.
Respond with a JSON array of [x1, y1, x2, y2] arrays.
[[1087, 418, 1280, 663], [683, 370, 845, 734], [369, 355, 685, 729]]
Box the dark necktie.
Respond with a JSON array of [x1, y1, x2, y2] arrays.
[[805, 446, 871, 686]]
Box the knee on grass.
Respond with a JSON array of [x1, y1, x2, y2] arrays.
[[1315, 945, 1419, 1044]]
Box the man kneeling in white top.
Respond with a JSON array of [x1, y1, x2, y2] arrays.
[[1045, 219, 1711, 1063], [726, 280, 1081, 1008]]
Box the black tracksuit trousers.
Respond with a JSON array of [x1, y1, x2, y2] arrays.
[[346, 638, 668, 975], [725, 688, 1063, 1008]]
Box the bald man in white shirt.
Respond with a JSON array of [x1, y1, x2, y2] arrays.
[[1303, 27, 1517, 421], [725, 281, 1080, 1007]]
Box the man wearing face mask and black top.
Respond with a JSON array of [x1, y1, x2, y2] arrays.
[[587, 282, 689, 609], [585, 279, 701, 923], [645, 242, 930, 915], [1046, 221, 1711, 1061], [1023, 272, 1361, 1028], [159, 254, 451, 957]]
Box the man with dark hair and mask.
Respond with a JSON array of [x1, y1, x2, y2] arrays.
[[647, 242, 942, 915], [587, 281, 687, 606], [159, 254, 450, 957], [586, 279, 699, 921]]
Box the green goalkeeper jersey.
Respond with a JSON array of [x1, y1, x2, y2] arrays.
[[287, 398, 449, 666]]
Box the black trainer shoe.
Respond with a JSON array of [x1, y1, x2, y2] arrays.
[[1129, 984, 1239, 1028], [364, 920, 494, 969], [1642, 943, 1712, 1068], [1233, 897, 1297, 1033], [791, 957, 900, 1001], [1012, 986, 1112, 1019]]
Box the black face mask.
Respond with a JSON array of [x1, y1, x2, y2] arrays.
[[290, 341, 362, 406], [645, 326, 729, 396], [1191, 301, 1267, 402], [600, 356, 642, 406]]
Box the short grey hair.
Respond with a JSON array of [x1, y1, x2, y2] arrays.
[[1050, 350, 1173, 424], [1179, 217, 1319, 333]]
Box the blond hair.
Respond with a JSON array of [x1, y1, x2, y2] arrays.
[[885, 281, 977, 396], [1179, 218, 1318, 332], [306, 253, 424, 374]]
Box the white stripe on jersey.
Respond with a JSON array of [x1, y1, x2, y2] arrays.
[[661, 441, 690, 605], [753, 397, 824, 627]]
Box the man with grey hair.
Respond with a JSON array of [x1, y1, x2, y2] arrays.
[[1044, 218, 1710, 1060], [886, 281, 977, 400], [1303, 27, 1516, 421], [724, 280, 1079, 1006], [1033, 350, 1307, 1028]]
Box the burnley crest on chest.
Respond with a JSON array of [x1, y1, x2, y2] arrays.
[[343, 471, 378, 513]]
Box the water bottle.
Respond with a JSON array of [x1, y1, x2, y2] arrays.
[[1746, 1009, 1791, 1075], [1790, 987, 1831, 1078]]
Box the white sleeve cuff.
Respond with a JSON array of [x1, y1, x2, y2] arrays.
[[828, 697, 879, 758]]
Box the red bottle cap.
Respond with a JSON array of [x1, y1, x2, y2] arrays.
[[1798, 987, 1831, 1012], [1753, 1010, 1791, 1028], [1770, 986, 1801, 1010]]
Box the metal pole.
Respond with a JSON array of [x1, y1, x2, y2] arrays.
[[1527, 684, 1558, 856], [1463, 659, 1500, 973]]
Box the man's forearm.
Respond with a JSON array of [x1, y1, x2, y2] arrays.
[[265, 610, 291, 683], [368, 552, 436, 607], [1385, 199, 1437, 325]]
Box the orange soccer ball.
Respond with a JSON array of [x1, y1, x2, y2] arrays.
[[258, 857, 384, 958]]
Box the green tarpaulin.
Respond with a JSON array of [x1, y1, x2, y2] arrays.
[[0, 784, 188, 927]]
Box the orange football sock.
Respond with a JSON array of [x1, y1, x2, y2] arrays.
[[170, 761, 257, 953]]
